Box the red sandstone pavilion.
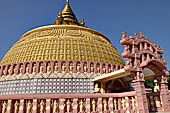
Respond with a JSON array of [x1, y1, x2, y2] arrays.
[[0, 0, 170, 113]]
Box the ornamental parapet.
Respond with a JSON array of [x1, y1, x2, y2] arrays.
[[0, 60, 123, 80]]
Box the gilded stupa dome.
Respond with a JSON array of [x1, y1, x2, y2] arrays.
[[0, 1, 124, 66]]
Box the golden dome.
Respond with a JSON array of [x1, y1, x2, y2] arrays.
[[0, 1, 124, 66], [0, 25, 124, 66]]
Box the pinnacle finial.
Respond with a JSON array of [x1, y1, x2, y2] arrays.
[[66, 0, 69, 4]]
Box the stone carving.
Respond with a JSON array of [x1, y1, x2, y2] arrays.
[[40, 100, 45, 113], [92, 99, 96, 112], [14, 101, 19, 113], [26, 101, 32, 113], [66, 99, 71, 112], [94, 83, 100, 93], [53, 100, 58, 113], [2, 101, 7, 113], [103, 99, 107, 111], [79, 99, 84, 112]]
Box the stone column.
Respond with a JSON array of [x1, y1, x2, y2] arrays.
[[18, 99, 25, 113], [6, 100, 12, 113], [97, 98, 103, 113], [32, 99, 38, 113], [160, 71, 170, 112], [132, 72, 149, 113], [59, 99, 65, 113], [46, 99, 51, 113], [85, 98, 90, 113], [72, 98, 78, 113], [108, 98, 114, 113]]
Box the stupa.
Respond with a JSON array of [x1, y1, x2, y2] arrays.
[[0, 0, 169, 113]]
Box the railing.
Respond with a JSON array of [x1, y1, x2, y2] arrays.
[[146, 92, 161, 112], [0, 91, 136, 113]]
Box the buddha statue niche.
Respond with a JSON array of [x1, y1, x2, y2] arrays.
[[40, 63, 44, 73], [62, 62, 66, 73], [8, 66, 11, 75], [90, 64, 94, 73], [14, 66, 17, 74], [84, 63, 88, 73], [20, 65, 23, 74], [76, 63, 81, 73], [54, 62, 59, 73], [26, 64, 30, 73], [33, 64, 36, 73], [94, 82, 100, 93], [69, 62, 73, 73], [103, 65, 106, 73], [97, 64, 100, 73], [47, 63, 51, 73]]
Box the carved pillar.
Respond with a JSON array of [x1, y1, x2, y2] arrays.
[[108, 98, 114, 113], [72, 98, 78, 113], [132, 72, 149, 113], [46, 99, 51, 113], [18, 99, 24, 113], [32, 99, 38, 113], [6, 100, 12, 113], [160, 71, 170, 112], [58, 61, 62, 73], [125, 97, 131, 113], [97, 98, 103, 113], [59, 99, 65, 113], [118, 98, 122, 111], [85, 98, 90, 113], [43, 61, 47, 73]]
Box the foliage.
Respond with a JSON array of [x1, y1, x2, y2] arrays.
[[144, 71, 170, 90], [144, 79, 155, 90]]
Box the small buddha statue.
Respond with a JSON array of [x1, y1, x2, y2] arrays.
[[33, 64, 36, 73], [14, 67, 17, 74], [14, 101, 19, 113], [69, 63, 73, 73], [62, 63, 66, 73], [84, 64, 88, 72], [92, 99, 96, 112], [26, 65, 30, 73], [103, 99, 107, 111], [2, 101, 7, 113], [8, 67, 11, 75], [40, 64, 44, 73], [90, 65, 94, 73], [94, 83, 100, 93], [66, 99, 71, 112], [40, 100, 45, 113], [47, 63, 51, 73], [20, 65, 23, 74], [77, 63, 81, 73], [53, 100, 58, 113], [79, 99, 84, 112], [54, 63, 59, 72], [26, 101, 32, 113]]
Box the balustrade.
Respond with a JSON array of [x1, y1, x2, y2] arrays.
[[0, 92, 136, 113]]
